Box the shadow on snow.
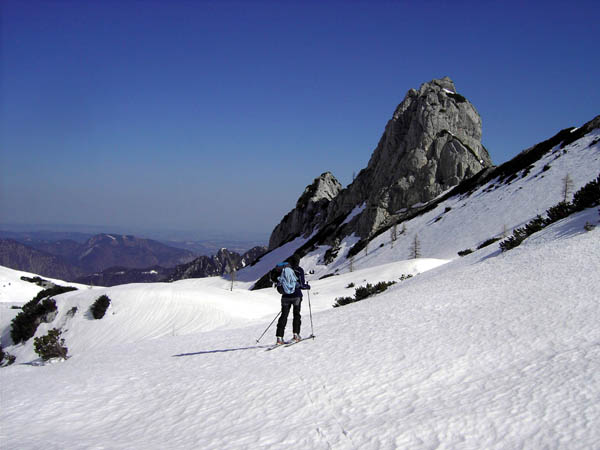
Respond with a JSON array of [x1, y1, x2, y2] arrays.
[[172, 344, 272, 357]]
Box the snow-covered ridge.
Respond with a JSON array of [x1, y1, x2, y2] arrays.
[[291, 125, 600, 276]]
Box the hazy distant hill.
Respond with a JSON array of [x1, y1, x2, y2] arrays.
[[72, 234, 196, 272], [19, 233, 195, 273], [0, 234, 196, 281], [0, 239, 85, 281], [77, 245, 267, 286]]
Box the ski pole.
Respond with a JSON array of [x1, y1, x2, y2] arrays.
[[255, 311, 281, 343], [307, 290, 315, 338]]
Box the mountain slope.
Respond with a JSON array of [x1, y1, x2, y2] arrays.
[[1, 208, 599, 449], [0, 239, 85, 280], [268, 77, 493, 250], [68, 234, 196, 272], [246, 114, 600, 286]]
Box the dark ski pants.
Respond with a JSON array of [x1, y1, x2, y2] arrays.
[[276, 297, 301, 337]]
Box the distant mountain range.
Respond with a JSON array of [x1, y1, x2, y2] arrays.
[[0, 229, 267, 256], [0, 239, 86, 281], [0, 233, 267, 286], [76, 246, 267, 286]]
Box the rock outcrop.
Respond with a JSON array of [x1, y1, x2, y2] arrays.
[[268, 172, 342, 249], [167, 246, 267, 282], [267, 77, 493, 248]]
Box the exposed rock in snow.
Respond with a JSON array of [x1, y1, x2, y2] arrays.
[[268, 172, 342, 250], [267, 77, 493, 256]]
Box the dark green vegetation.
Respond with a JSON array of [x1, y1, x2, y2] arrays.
[[0, 345, 16, 367], [333, 280, 398, 308], [10, 285, 77, 344], [90, 295, 111, 319], [500, 173, 600, 252], [33, 328, 68, 360]]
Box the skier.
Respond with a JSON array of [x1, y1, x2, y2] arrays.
[[274, 255, 309, 345]]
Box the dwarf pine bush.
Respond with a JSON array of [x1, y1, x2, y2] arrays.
[[477, 237, 501, 250], [10, 298, 58, 344], [333, 281, 397, 307], [90, 295, 111, 319], [33, 328, 68, 360], [0, 345, 16, 367], [572, 174, 600, 210], [500, 173, 600, 252], [545, 201, 574, 224]]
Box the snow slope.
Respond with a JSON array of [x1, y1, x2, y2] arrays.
[[0, 266, 87, 304], [298, 128, 600, 278], [1, 208, 599, 449]]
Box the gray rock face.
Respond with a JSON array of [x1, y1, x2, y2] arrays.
[[268, 172, 342, 250], [268, 77, 493, 250], [328, 77, 492, 237]]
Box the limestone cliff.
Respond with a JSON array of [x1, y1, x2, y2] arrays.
[[268, 172, 342, 250], [268, 77, 493, 251]]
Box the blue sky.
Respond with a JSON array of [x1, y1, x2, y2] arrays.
[[1, 0, 599, 241]]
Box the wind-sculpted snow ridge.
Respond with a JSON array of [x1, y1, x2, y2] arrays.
[[1, 207, 599, 449]]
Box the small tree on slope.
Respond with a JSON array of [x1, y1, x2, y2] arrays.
[[410, 234, 421, 259], [34, 328, 68, 360]]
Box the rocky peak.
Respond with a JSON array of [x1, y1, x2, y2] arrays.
[[325, 76, 493, 237], [296, 172, 341, 208], [267, 77, 494, 254], [268, 172, 342, 250]]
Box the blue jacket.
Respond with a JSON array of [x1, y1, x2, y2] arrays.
[[281, 266, 306, 299]]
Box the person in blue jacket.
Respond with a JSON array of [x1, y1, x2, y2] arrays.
[[274, 255, 309, 344]]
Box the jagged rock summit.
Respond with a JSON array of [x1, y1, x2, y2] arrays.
[[269, 172, 342, 249], [268, 77, 493, 249]]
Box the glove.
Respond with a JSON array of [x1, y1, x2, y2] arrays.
[[301, 283, 311, 290]]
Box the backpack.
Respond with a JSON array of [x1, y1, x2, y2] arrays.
[[277, 265, 299, 295]]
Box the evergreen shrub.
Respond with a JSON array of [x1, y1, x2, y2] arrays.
[[524, 215, 545, 235], [500, 173, 600, 252], [33, 328, 68, 360], [90, 295, 111, 319], [545, 201, 574, 224], [0, 346, 16, 367], [572, 174, 600, 210], [10, 298, 58, 344], [319, 273, 336, 280], [29, 285, 77, 305], [477, 237, 501, 249], [333, 281, 396, 307]]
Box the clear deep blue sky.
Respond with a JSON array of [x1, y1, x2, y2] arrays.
[[1, 0, 599, 241]]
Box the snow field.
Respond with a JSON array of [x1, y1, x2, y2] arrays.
[[0, 266, 88, 304], [1, 209, 599, 449]]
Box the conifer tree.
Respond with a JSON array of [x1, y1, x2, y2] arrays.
[[410, 234, 421, 259], [562, 173, 574, 203]]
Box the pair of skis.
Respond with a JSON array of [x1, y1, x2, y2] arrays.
[[265, 334, 315, 351]]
